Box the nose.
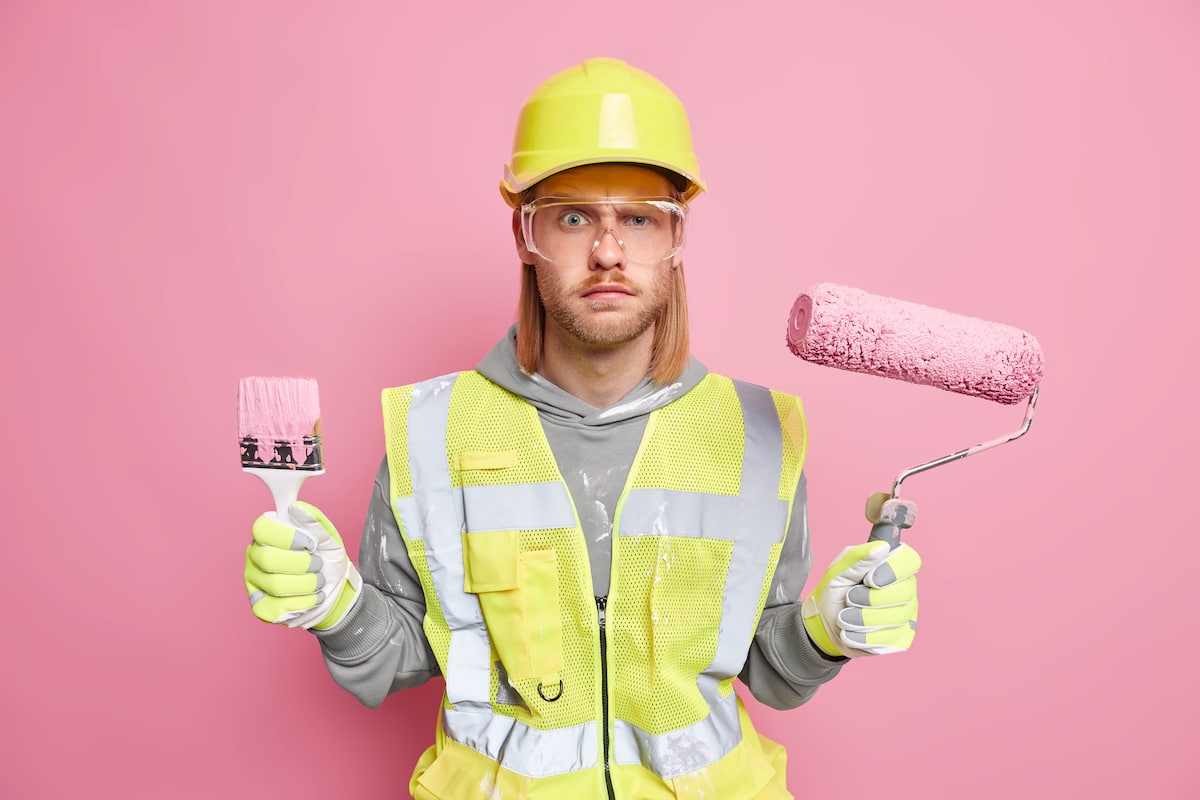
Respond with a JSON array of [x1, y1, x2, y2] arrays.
[[590, 227, 625, 270]]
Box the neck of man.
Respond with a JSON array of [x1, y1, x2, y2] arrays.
[[538, 321, 656, 409]]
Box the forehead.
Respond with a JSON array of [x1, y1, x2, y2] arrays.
[[532, 164, 675, 200]]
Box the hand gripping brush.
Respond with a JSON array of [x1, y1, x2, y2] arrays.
[[786, 282, 1044, 547], [237, 376, 325, 517]]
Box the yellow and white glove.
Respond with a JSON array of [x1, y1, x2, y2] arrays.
[[244, 501, 362, 630], [802, 541, 921, 658]]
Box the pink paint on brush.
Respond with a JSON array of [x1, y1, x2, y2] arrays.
[[238, 376, 325, 518], [237, 376, 323, 469], [787, 283, 1044, 405]]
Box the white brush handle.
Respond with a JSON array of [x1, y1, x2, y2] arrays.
[[244, 467, 325, 520]]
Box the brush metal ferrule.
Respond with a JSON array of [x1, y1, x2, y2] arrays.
[[240, 434, 324, 471]]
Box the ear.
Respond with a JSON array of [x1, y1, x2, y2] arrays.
[[513, 209, 534, 264]]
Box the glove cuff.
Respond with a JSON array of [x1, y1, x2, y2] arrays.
[[800, 595, 844, 658], [313, 583, 392, 662], [313, 563, 363, 631], [781, 603, 847, 674]]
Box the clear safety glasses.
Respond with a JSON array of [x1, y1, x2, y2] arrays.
[[520, 197, 687, 265]]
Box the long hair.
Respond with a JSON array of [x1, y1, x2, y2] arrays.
[[515, 262, 690, 385]]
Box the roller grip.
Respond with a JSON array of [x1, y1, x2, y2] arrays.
[[865, 492, 918, 550]]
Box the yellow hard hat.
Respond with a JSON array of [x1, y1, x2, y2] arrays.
[[500, 58, 706, 207]]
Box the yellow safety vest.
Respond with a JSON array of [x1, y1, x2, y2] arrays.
[[381, 371, 807, 800]]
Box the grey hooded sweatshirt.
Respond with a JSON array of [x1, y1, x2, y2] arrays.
[[315, 327, 844, 710]]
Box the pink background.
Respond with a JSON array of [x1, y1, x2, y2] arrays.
[[3, 2, 1197, 797]]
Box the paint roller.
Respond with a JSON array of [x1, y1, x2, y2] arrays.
[[786, 282, 1044, 547]]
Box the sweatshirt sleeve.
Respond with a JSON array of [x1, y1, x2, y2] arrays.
[[739, 472, 846, 709], [312, 457, 440, 708]]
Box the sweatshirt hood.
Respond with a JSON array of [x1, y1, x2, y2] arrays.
[[476, 325, 708, 427]]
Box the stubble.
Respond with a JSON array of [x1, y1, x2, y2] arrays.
[[536, 267, 674, 348]]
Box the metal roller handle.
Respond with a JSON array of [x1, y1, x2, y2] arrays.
[[890, 386, 1039, 499], [864, 386, 1040, 549]]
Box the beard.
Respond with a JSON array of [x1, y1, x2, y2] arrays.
[[536, 267, 674, 348]]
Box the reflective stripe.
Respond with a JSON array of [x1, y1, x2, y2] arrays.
[[462, 481, 576, 532], [443, 709, 599, 778], [394, 375, 461, 545], [618, 489, 737, 538], [617, 489, 787, 539], [401, 374, 491, 708], [707, 381, 786, 679], [399, 481, 576, 537], [392, 495, 425, 540], [612, 690, 741, 779]]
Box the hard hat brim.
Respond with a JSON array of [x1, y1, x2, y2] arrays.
[[500, 158, 705, 207]]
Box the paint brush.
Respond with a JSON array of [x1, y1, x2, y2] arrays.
[[237, 376, 324, 517]]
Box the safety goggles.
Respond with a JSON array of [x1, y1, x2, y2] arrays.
[[520, 197, 687, 265]]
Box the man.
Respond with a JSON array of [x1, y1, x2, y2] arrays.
[[244, 57, 920, 800]]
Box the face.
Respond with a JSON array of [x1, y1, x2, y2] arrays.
[[515, 164, 680, 351]]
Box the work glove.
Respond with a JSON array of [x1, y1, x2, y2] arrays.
[[244, 501, 362, 630], [801, 540, 921, 658]]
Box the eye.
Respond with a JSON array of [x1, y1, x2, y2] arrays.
[[560, 210, 589, 228], [623, 211, 664, 231]]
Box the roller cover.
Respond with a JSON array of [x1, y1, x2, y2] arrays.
[[787, 282, 1043, 405]]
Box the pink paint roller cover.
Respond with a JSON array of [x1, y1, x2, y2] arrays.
[[786, 282, 1044, 546], [787, 283, 1043, 404]]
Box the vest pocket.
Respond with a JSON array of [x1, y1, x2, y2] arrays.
[[462, 529, 519, 593], [462, 531, 564, 691]]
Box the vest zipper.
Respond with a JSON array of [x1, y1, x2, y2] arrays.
[[597, 595, 616, 800]]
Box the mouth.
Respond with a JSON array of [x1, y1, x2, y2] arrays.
[[581, 283, 635, 300]]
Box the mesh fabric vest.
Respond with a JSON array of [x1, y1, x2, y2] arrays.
[[382, 371, 807, 799]]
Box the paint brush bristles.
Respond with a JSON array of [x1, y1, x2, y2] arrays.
[[238, 376, 325, 518], [238, 376, 323, 470]]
